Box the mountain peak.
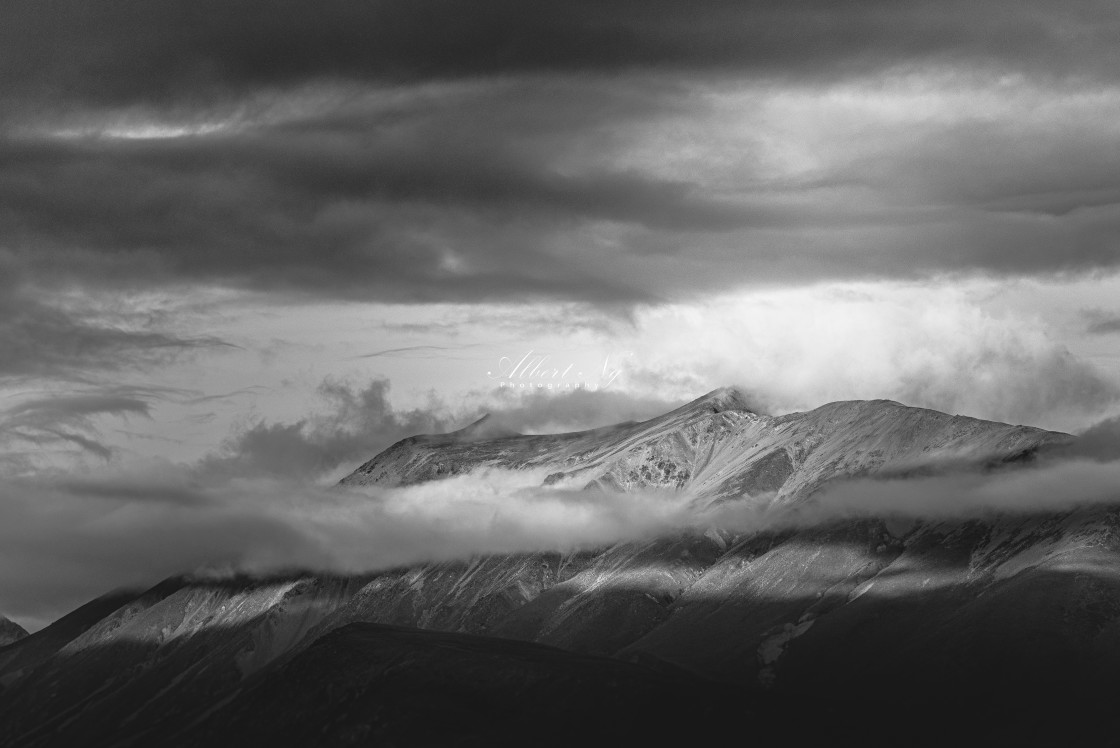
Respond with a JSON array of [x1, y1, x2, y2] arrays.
[[446, 413, 521, 442], [688, 386, 757, 414], [0, 614, 28, 646]]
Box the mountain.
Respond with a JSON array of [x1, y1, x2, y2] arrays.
[[342, 387, 1060, 503], [0, 616, 27, 648], [2, 389, 1118, 746]]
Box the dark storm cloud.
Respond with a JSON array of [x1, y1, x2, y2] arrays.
[[9, 101, 1120, 302], [0, 1, 1118, 305], [2, 0, 1118, 109], [0, 66, 777, 303]]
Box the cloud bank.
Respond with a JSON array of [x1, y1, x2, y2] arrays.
[[0, 467, 691, 629], [620, 283, 1119, 431], [4, 0, 1118, 108], [3, 2, 1120, 307]]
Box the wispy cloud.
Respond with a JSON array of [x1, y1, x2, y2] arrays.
[[0, 386, 177, 465], [355, 344, 488, 360], [0, 274, 229, 381]]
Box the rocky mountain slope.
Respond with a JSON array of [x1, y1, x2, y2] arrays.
[[341, 387, 1061, 503], [0, 617, 26, 648], [2, 388, 1117, 747]]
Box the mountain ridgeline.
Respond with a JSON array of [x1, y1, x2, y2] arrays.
[[3, 388, 1119, 747], [0, 617, 27, 648], [340, 386, 1059, 501]]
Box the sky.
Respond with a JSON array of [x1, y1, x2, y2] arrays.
[[2, 1, 1120, 629]]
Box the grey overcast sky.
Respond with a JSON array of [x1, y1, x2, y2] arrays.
[[3, 0, 1120, 627], [4, 0, 1120, 303]]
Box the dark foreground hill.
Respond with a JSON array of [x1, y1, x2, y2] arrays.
[[3, 389, 1119, 747]]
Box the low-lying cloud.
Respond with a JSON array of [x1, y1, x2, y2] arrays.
[[0, 466, 692, 630], [771, 458, 1120, 527], [5, 410, 1120, 632]]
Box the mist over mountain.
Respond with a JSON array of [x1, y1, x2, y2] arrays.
[[3, 389, 1120, 746]]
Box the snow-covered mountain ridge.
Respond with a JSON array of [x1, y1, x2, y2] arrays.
[[341, 387, 1066, 505]]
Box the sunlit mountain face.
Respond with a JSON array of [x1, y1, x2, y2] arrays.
[[3, 1, 1120, 746]]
